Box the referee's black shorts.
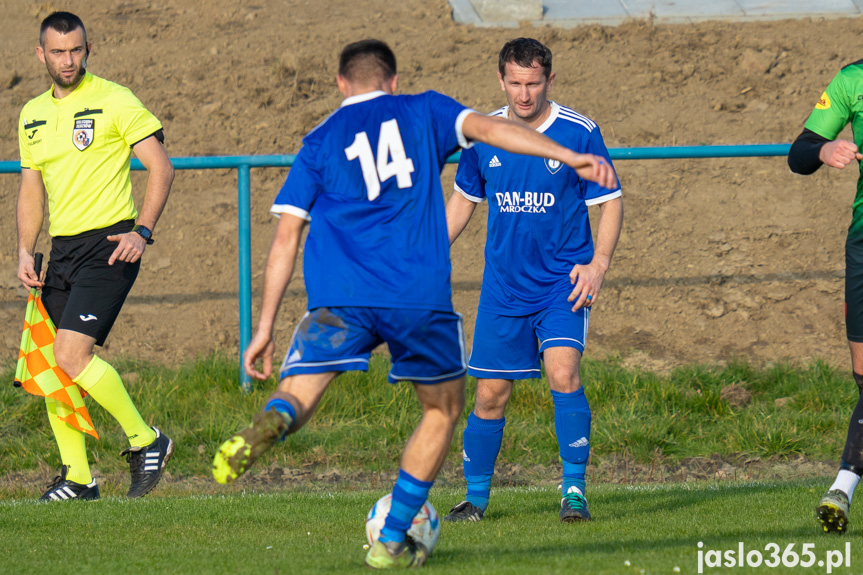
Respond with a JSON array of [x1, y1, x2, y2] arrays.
[[42, 220, 140, 346]]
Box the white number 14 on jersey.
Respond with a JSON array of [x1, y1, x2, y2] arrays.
[[345, 119, 415, 200]]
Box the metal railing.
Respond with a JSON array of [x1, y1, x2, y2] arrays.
[[0, 143, 793, 389]]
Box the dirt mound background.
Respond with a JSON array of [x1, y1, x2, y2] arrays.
[[1, 0, 862, 374]]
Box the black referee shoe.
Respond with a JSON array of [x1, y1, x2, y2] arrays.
[[40, 465, 100, 501], [121, 427, 174, 498]]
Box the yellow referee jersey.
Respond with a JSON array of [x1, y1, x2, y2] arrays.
[[18, 72, 162, 236]]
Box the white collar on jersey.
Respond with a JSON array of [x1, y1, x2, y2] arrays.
[[501, 101, 560, 134], [341, 90, 387, 107], [536, 101, 560, 133]]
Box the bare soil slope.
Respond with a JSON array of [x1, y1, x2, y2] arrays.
[[1, 0, 862, 373]]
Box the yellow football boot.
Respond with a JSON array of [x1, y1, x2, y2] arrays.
[[212, 410, 289, 484]]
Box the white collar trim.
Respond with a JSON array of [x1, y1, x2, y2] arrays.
[[341, 91, 387, 107], [535, 101, 559, 134], [500, 101, 559, 133]]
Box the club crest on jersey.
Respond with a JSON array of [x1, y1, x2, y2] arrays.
[[544, 158, 563, 175], [73, 119, 94, 151]]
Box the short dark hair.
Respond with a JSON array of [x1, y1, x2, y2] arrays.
[[498, 38, 552, 79], [339, 39, 397, 84], [40, 11, 87, 46]]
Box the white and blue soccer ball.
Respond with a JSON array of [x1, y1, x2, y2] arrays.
[[365, 494, 441, 553]]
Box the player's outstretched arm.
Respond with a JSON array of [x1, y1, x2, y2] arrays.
[[445, 192, 478, 246], [461, 113, 619, 190], [819, 139, 863, 170], [17, 168, 46, 289], [789, 128, 863, 175], [568, 197, 623, 311], [244, 213, 306, 380], [788, 129, 830, 175], [107, 136, 175, 265]]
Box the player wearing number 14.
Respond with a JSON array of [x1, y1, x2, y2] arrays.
[[212, 39, 617, 569]]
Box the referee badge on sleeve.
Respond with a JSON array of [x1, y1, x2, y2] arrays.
[[73, 119, 94, 151]]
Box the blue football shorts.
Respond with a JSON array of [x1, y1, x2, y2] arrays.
[[468, 299, 590, 380], [280, 307, 467, 384]]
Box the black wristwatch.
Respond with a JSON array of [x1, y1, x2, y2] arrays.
[[132, 224, 154, 245]]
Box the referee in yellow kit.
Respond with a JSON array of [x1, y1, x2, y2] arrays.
[[17, 12, 175, 500]]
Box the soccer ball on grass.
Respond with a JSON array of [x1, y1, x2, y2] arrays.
[[365, 494, 441, 554]]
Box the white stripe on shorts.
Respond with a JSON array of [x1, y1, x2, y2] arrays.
[[467, 366, 542, 374], [456, 312, 467, 369], [389, 366, 467, 382], [585, 308, 590, 346], [288, 358, 369, 368], [540, 337, 585, 348], [280, 312, 310, 373]]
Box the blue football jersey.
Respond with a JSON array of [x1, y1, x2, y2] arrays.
[[272, 91, 474, 312], [454, 102, 621, 316]]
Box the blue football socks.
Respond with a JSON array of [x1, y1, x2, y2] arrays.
[[379, 469, 434, 544], [463, 412, 505, 512], [551, 388, 591, 496], [264, 398, 296, 440]]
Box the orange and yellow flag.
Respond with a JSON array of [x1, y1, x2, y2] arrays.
[[14, 289, 98, 439]]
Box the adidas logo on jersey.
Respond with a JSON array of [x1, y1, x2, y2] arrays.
[[569, 437, 589, 449], [488, 155, 501, 168]]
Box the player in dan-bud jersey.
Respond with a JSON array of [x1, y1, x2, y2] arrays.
[[444, 38, 623, 525], [212, 39, 617, 568]]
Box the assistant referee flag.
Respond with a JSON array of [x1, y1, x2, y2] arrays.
[[14, 282, 98, 439]]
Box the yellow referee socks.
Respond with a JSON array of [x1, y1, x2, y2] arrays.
[[74, 356, 157, 448], [46, 397, 92, 485]]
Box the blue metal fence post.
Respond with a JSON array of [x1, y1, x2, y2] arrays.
[[237, 164, 252, 391], [0, 144, 796, 392]]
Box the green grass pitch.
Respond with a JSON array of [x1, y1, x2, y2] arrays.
[[3, 356, 863, 573], [1, 480, 860, 574]]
